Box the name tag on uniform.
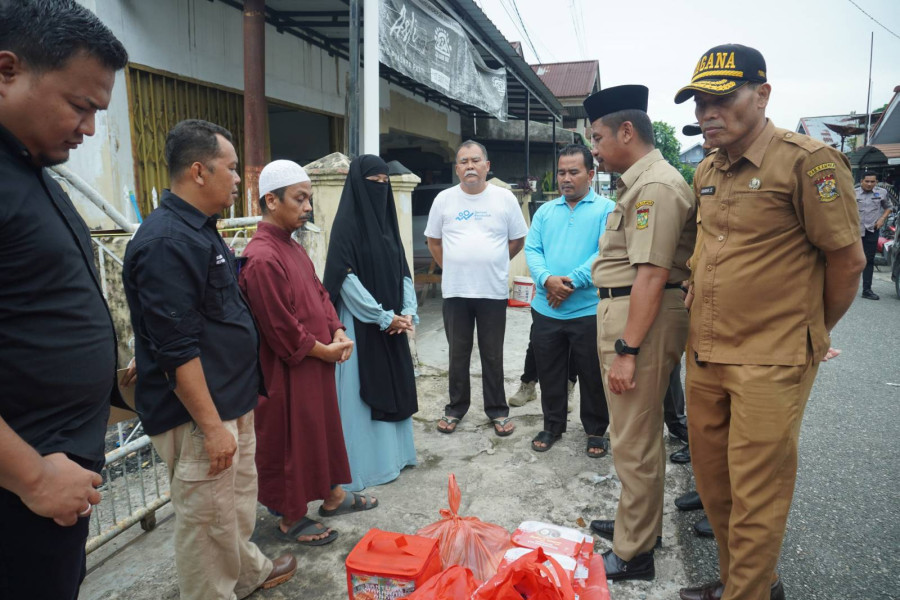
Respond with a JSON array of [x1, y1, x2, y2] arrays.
[[700, 186, 716, 196]]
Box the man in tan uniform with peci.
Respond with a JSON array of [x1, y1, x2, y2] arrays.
[[675, 44, 865, 600], [583, 84, 697, 581]]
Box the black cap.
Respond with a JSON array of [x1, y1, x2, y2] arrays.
[[583, 84, 649, 123], [682, 123, 702, 136], [674, 44, 767, 104]]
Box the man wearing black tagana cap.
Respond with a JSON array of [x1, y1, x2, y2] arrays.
[[675, 44, 865, 600], [582, 84, 697, 581]]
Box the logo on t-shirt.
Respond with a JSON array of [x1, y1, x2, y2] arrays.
[[456, 209, 492, 221]]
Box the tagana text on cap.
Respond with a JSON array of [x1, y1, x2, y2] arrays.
[[583, 84, 649, 124], [674, 44, 766, 104]]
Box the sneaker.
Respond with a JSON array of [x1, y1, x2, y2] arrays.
[[567, 380, 576, 413], [862, 289, 880, 300], [508, 381, 536, 407]]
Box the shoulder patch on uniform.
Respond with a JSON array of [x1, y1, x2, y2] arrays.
[[806, 162, 836, 178], [814, 174, 840, 203], [636, 202, 651, 229]]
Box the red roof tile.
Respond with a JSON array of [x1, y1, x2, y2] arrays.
[[531, 60, 599, 98]]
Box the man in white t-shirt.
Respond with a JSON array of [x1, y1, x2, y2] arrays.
[[425, 140, 528, 436]]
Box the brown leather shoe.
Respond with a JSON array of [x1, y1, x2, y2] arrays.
[[260, 554, 297, 590], [679, 578, 784, 600], [679, 580, 723, 600]]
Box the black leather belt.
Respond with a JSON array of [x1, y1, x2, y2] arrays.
[[597, 282, 682, 299]]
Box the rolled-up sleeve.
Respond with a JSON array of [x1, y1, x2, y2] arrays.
[[128, 238, 208, 386]]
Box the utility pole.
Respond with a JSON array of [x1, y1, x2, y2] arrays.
[[865, 32, 873, 146]]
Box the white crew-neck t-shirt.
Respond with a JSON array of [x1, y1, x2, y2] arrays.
[[424, 183, 528, 299]]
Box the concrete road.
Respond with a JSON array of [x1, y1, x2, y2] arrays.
[[679, 272, 900, 600]]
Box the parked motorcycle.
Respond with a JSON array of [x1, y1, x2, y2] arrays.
[[875, 211, 896, 268]]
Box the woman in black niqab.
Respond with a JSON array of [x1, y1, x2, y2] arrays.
[[323, 155, 417, 422]]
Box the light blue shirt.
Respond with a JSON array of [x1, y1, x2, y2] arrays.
[[339, 274, 418, 330], [525, 189, 615, 319]]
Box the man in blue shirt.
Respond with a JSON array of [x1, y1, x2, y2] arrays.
[[526, 145, 615, 455]]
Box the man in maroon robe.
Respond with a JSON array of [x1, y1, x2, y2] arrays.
[[239, 160, 379, 546]]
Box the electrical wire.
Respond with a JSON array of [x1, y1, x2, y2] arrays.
[[504, 0, 542, 61], [847, 0, 900, 41]]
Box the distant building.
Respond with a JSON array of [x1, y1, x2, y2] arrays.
[[796, 114, 868, 151], [531, 60, 601, 134], [849, 84, 900, 182], [679, 142, 705, 167]]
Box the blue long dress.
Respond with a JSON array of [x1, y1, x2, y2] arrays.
[[335, 274, 418, 492]]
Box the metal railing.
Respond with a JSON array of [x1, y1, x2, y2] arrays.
[[85, 435, 170, 554]]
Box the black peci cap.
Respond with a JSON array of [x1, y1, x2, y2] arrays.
[[682, 123, 702, 136], [674, 44, 767, 104], [583, 84, 649, 123]]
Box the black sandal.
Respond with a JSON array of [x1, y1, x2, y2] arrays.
[[586, 435, 608, 458], [531, 430, 561, 452]]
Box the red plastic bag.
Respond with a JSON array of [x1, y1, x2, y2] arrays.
[[472, 547, 576, 600], [404, 565, 481, 599], [416, 474, 512, 581]]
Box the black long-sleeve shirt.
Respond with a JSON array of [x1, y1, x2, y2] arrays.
[[0, 124, 119, 465], [122, 191, 261, 436]]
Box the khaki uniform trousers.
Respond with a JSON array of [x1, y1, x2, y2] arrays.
[[686, 351, 818, 600], [597, 288, 689, 560], [151, 411, 272, 600]]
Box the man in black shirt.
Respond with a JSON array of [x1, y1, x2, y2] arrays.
[[123, 119, 296, 599], [0, 3, 128, 599]]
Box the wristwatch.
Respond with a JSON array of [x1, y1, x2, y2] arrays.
[[615, 338, 640, 356]]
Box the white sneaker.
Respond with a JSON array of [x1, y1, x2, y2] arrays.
[[508, 381, 536, 407], [567, 380, 576, 413]]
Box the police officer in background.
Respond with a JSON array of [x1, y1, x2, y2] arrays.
[[856, 171, 892, 300], [584, 84, 697, 581], [675, 44, 865, 600]]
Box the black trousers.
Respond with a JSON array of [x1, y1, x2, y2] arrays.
[[521, 322, 577, 384], [862, 229, 878, 291], [531, 310, 609, 436], [0, 462, 97, 599], [664, 361, 687, 432], [443, 297, 509, 420]]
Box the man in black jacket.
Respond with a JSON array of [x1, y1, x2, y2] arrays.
[[0, 2, 128, 599]]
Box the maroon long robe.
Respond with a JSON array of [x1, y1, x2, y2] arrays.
[[239, 221, 351, 520]]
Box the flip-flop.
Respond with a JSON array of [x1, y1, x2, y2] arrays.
[[276, 516, 338, 546], [318, 491, 379, 517], [491, 417, 515, 437], [586, 435, 608, 458], [531, 430, 561, 452], [437, 415, 460, 434]]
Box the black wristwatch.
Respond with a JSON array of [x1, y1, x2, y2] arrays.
[[615, 338, 640, 356]]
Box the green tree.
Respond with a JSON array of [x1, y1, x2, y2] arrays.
[[653, 120, 695, 186]]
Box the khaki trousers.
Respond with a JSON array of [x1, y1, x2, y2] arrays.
[[686, 351, 818, 600], [151, 411, 272, 600], [597, 289, 689, 560]]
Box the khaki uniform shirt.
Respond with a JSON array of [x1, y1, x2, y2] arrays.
[[690, 120, 860, 366], [591, 149, 696, 288]]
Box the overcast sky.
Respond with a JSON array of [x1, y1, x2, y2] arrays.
[[474, 0, 900, 150]]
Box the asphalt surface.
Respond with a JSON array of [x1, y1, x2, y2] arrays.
[[678, 273, 900, 600]]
